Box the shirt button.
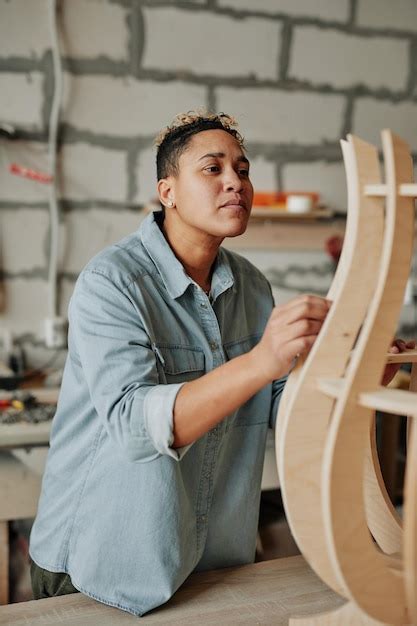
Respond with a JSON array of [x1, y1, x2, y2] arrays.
[[200, 302, 208, 309], [209, 340, 218, 351]]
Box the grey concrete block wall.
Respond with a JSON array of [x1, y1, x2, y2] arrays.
[[0, 0, 417, 362]]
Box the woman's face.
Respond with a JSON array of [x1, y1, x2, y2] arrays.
[[168, 129, 254, 239]]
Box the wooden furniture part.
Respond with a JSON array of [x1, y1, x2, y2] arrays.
[[276, 132, 398, 598], [0, 555, 343, 625], [277, 130, 417, 625], [320, 131, 415, 625], [404, 414, 417, 624]]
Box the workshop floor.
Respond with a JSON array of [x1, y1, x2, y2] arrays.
[[257, 489, 300, 561]]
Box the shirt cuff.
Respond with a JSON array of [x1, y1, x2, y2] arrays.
[[143, 383, 192, 461]]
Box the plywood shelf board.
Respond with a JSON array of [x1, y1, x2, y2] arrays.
[[365, 183, 417, 198], [317, 378, 417, 418]]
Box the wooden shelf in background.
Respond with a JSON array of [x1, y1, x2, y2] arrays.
[[250, 206, 334, 221]]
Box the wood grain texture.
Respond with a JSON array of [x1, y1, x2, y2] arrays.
[[0, 556, 343, 625], [364, 420, 402, 555], [277, 130, 416, 626], [386, 350, 417, 364], [290, 600, 401, 625], [318, 379, 417, 418], [276, 135, 387, 595], [322, 131, 415, 624], [404, 416, 417, 625], [360, 388, 417, 417], [365, 183, 417, 197]]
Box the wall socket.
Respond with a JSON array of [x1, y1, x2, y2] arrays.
[[44, 317, 67, 349]]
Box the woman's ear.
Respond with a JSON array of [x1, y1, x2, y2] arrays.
[[157, 178, 176, 209]]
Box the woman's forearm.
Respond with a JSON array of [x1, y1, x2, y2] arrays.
[[172, 350, 269, 447]]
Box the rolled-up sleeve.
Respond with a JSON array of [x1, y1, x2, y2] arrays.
[[69, 269, 192, 463], [143, 385, 191, 459]]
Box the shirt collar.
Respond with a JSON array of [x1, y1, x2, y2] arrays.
[[139, 211, 234, 301], [210, 248, 235, 303]]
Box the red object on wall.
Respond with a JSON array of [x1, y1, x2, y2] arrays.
[[9, 163, 53, 184], [325, 235, 344, 263]]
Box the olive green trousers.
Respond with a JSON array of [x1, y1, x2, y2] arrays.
[[30, 559, 78, 599]]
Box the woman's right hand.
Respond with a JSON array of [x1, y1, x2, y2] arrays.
[[250, 294, 332, 383]]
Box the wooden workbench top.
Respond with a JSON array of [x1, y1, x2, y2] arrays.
[[0, 556, 343, 625]]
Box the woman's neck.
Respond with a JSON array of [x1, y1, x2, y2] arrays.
[[161, 215, 221, 292]]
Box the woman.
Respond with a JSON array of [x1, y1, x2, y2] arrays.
[[29, 111, 403, 616]]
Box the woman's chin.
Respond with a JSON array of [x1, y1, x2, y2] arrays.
[[222, 218, 249, 238]]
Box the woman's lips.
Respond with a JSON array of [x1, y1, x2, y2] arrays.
[[220, 200, 247, 210]]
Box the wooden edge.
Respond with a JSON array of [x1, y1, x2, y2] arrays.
[[360, 388, 417, 418], [277, 133, 385, 596], [365, 424, 403, 555], [400, 183, 417, 197], [403, 393, 417, 624], [386, 350, 417, 364], [317, 378, 344, 398], [318, 378, 417, 418], [364, 183, 417, 198], [364, 184, 387, 197]]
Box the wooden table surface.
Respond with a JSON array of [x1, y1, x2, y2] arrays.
[[0, 556, 343, 625]]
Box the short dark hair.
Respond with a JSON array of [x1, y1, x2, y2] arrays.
[[155, 111, 245, 180]]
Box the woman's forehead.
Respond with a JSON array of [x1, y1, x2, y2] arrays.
[[183, 129, 245, 160]]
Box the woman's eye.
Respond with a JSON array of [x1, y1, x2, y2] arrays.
[[205, 165, 220, 173], [239, 169, 250, 177]]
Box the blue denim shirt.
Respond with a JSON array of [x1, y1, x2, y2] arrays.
[[29, 211, 286, 616]]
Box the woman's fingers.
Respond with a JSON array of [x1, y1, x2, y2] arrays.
[[256, 294, 332, 381], [283, 319, 324, 340], [390, 338, 417, 353], [273, 296, 331, 327], [287, 334, 317, 358]]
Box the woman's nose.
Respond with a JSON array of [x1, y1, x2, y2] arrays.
[[224, 169, 243, 192]]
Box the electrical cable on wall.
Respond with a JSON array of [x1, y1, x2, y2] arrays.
[[47, 0, 63, 322], [5, 0, 65, 349]]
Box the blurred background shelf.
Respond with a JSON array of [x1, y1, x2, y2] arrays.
[[250, 206, 334, 221]]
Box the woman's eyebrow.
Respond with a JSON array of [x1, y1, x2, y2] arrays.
[[198, 152, 225, 161], [198, 152, 249, 165]]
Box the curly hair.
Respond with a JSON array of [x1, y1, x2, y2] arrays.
[[155, 110, 245, 180]]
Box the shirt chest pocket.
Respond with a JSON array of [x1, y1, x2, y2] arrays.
[[223, 333, 269, 429], [154, 344, 205, 384]]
